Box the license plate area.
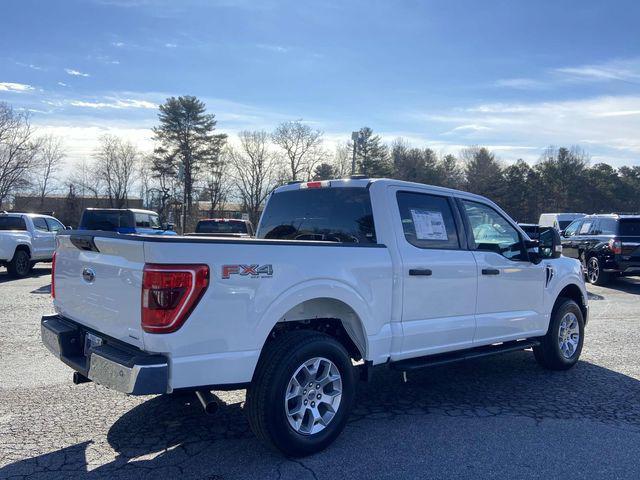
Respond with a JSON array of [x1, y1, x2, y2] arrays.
[[84, 332, 103, 355]]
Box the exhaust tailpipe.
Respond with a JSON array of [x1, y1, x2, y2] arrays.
[[195, 390, 219, 415], [73, 371, 91, 385]]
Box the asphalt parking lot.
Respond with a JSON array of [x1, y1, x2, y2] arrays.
[[1, 265, 639, 480]]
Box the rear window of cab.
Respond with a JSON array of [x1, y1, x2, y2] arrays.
[[257, 187, 376, 244]]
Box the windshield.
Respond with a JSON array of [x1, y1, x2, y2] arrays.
[[619, 219, 640, 236], [0, 216, 27, 231], [197, 220, 248, 234], [257, 187, 376, 243], [558, 220, 574, 230], [80, 210, 134, 231]]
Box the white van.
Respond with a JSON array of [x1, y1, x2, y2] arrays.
[[538, 213, 586, 232]]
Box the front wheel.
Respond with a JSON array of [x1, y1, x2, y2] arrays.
[[534, 298, 584, 370], [245, 330, 356, 457]]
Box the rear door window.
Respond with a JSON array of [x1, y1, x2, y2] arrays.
[[596, 218, 617, 235], [257, 187, 376, 244], [396, 191, 460, 249], [0, 216, 27, 231]]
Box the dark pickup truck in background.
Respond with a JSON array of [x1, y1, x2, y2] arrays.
[[186, 218, 254, 238], [561, 213, 640, 285]]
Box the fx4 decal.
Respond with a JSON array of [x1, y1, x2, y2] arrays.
[[221, 264, 273, 279]]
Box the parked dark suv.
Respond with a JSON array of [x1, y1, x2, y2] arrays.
[[561, 214, 640, 285]]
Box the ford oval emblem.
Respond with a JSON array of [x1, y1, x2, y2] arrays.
[[82, 267, 96, 284]]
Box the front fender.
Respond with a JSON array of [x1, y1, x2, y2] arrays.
[[546, 256, 588, 314]]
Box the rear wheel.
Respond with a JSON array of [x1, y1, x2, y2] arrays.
[[534, 298, 584, 370], [245, 330, 356, 457], [586, 256, 609, 285], [7, 249, 31, 278]]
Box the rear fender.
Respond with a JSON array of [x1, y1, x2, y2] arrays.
[[254, 280, 372, 360]]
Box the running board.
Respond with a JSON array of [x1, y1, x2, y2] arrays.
[[390, 339, 540, 371]]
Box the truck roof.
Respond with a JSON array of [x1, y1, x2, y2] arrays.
[[83, 208, 159, 215], [272, 177, 494, 204]]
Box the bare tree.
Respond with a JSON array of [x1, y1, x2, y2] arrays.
[[94, 134, 139, 208], [67, 159, 104, 201], [0, 103, 40, 208], [229, 130, 277, 225], [331, 142, 353, 178], [272, 120, 323, 182], [203, 148, 232, 216], [34, 134, 65, 208]]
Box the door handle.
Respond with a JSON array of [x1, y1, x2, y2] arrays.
[[481, 268, 500, 275], [409, 268, 432, 276]]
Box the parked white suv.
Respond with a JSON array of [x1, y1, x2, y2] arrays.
[[42, 179, 588, 456], [0, 212, 65, 277]]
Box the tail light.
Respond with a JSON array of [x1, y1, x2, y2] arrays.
[[608, 239, 622, 255], [51, 251, 57, 299], [141, 264, 209, 333]]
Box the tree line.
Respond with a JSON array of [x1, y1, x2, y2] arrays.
[[1, 97, 639, 231]]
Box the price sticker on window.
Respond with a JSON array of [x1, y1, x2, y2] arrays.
[[410, 209, 448, 241]]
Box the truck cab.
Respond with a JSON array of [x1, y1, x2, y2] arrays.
[[78, 208, 176, 235]]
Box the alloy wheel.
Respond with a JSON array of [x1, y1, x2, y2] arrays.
[[284, 357, 343, 435], [558, 312, 580, 359]]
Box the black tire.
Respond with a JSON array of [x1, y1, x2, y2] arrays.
[[585, 255, 609, 286], [7, 249, 31, 278], [245, 330, 356, 457], [534, 298, 584, 370]]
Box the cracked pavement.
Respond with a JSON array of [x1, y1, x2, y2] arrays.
[[1, 265, 639, 479]]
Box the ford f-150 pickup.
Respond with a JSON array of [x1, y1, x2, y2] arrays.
[[41, 178, 588, 456]]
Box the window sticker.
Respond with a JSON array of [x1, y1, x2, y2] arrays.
[[410, 209, 448, 241], [579, 222, 592, 234]]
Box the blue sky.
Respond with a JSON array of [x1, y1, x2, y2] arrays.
[[2, 0, 640, 166]]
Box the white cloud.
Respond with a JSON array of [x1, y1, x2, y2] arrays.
[[112, 41, 125, 47], [256, 43, 290, 53], [0, 82, 35, 92], [494, 78, 546, 89], [57, 82, 68, 87], [409, 95, 640, 165], [554, 58, 640, 83], [65, 68, 90, 77], [69, 98, 157, 109], [165, 43, 177, 48]]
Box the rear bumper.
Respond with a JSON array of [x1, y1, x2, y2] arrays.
[[41, 314, 169, 395], [603, 260, 640, 275]]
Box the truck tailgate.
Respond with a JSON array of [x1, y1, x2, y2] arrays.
[[54, 235, 146, 349]]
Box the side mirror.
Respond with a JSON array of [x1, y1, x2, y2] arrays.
[[65, 225, 73, 230], [525, 239, 542, 264], [162, 223, 175, 231], [539, 227, 562, 259]]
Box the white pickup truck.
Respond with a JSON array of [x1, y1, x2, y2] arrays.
[[41, 178, 588, 456], [0, 212, 66, 277]]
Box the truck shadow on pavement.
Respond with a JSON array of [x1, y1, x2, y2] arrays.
[[0, 266, 51, 284], [2, 352, 640, 479]]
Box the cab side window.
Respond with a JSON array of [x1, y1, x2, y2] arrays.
[[45, 218, 64, 233], [579, 220, 594, 235], [461, 200, 527, 261], [596, 218, 617, 235], [32, 217, 49, 232], [563, 219, 582, 237], [396, 191, 460, 250], [135, 213, 150, 228]]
